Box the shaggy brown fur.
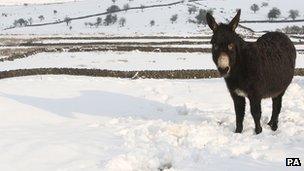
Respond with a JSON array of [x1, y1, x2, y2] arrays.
[[206, 10, 296, 134]]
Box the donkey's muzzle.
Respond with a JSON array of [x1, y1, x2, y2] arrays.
[[218, 66, 230, 77]]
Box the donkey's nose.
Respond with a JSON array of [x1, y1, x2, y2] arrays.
[[218, 66, 230, 76]]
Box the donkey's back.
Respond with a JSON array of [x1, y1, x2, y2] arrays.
[[252, 32, 296, 98], [257, 32, 296, 68]]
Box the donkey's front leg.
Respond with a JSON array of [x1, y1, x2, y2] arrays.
[[231, 93, 246, 133], [249, 97, 262, 134]]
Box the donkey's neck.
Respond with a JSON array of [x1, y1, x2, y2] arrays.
[[236, 35, 248, 52]]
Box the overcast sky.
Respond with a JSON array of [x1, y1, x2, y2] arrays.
[[0, 0, 79, 5]]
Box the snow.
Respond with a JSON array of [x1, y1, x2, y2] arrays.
[[0, 75, 303, 170], [242, 22, 304, 32], [2, 51, 304, 71], [33, 38, 206, 44], [0, 51, 216, 71]]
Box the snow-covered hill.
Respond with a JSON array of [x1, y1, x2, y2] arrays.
[[1, 0, 304, 35]]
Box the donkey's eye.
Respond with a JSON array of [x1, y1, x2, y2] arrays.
[[228, 43, 234, 50]]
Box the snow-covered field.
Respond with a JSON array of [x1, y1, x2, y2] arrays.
[[0, 75, 303, 170], [0, 52, 215, 71], [2, 51, 304, 71], [33, 38, 207, 44]]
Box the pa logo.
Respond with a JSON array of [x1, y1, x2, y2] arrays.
[[286, 158, 301, 166]]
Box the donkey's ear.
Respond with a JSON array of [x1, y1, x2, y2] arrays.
[[206, 12, 218, 31], [229, 9, 241, 31]]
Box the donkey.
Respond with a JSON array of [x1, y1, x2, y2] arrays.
[[206, 10, 296, 134]]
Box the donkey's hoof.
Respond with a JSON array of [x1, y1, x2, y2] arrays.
[[235, 126, 243, 133], [255, 127, 262, 134], [268, 121, 278, 131]]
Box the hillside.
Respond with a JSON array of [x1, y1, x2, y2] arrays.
[[0, 0, 80, 5], [1, 0, 304, 36]]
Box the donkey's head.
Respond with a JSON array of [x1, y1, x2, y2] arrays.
[[206, 10, 241, 77]]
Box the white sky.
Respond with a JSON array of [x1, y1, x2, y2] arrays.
[[0, 0, 79, 5]]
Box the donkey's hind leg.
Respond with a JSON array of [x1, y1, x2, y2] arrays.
[[268, 91, 285, 131]]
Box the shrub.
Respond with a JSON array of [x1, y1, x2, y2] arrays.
[[107, 5, 120, 13], [123, 4, 130, 11], [150, 20, 155, 26], [140, 4, 145, 12], [64, 16, 71, 26], [104, 14, 117, 25], [187, 19, 196, 23], [96, 17, 102, 26], [261, 2, 268, 7], [188, 6, 197, 14], [85, 22, 95, 27], [280, 25, 304, 34], [196, 9, 213, 24], [38, 15, 45, 21], [28, 18, 33, 25], [119, 17, 126, 27], [170, 14, 178, 24], [13, 18, 29, 27]]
